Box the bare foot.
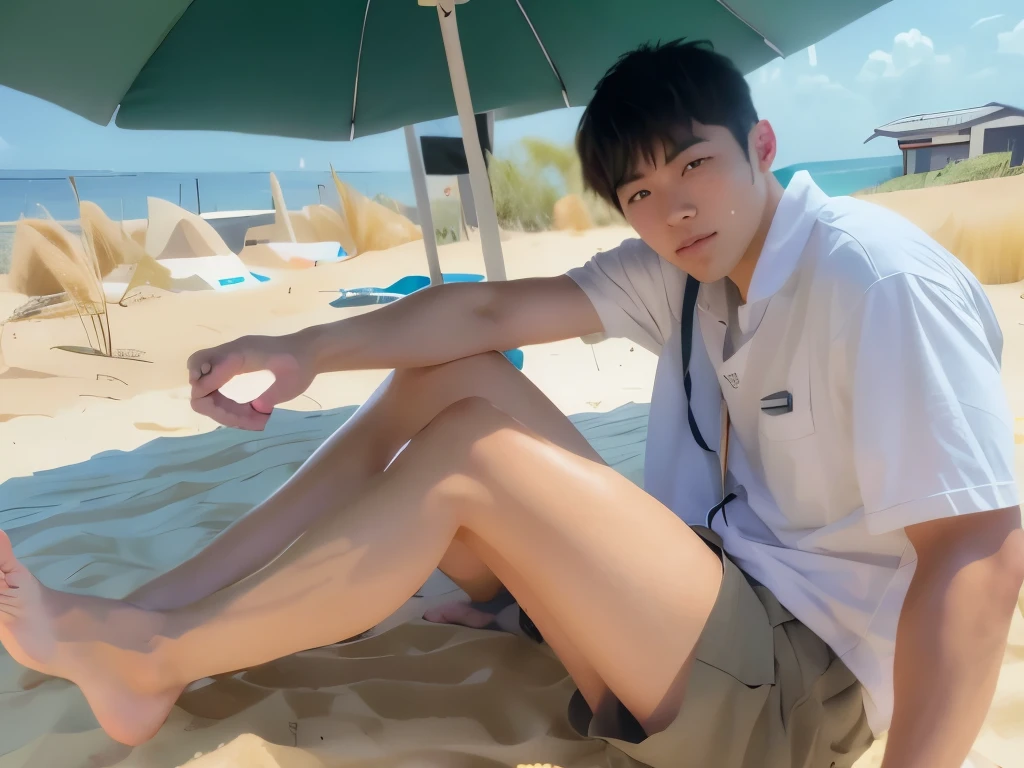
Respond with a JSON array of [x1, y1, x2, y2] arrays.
[[424, 591, 545, 643], [0, 530, 182, 745], [423, 600, 504, 629]]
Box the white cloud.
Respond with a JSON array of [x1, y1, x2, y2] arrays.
[[894, 28, 934, 49], [997, 19, 1024, 55], [808, 45, 818, 67], [971, 14, 1004, 29], [299, 156, 306, 169], [858, 28, 953, 80], [859, 49, 896, 79], [892, 28, 938, 70], [0, 135, 8, 151]]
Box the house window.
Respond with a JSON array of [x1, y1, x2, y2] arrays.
[[983, 125, 1024, 166], [910, 143, 969, 173]]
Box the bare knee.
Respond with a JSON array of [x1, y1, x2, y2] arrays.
[[413, 397, 523, 487], [434, 394, 502, 419], [425, 398, 549, 515], [426, 396, 519, 448], [363, 354, 512, 464]]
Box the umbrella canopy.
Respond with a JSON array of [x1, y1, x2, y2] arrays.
[[2, 0, 888, 139], [1, 0, 890, 284]]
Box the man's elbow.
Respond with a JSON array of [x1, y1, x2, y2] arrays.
[[911, 506, 1024, 614], [471, 281, 505, 326], [981, 511, 1024, 613]]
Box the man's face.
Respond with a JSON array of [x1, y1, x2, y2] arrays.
[[616, 121, 775, 284]]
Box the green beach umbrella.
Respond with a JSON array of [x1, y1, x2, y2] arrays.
[[1, 0, 890, 282]]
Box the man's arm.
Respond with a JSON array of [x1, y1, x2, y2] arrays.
[[882, 506, 1024, 768], [301, 275, 604, 374], [187, 275, 603, 429]]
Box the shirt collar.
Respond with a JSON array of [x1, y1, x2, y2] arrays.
[[745, 171, 830, 306], [697, 171, 830, 322]]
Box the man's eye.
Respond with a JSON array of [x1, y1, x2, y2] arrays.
[[684, 158, 709, 172], [627, 189, 650, 204]]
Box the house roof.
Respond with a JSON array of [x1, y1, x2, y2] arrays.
[[864, 102, 1024, 143]]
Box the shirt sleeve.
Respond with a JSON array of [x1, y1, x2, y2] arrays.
[[845, 273, 1019, 535], [564, 239, 681, 354]]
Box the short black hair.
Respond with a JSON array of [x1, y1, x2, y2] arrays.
[[576, 39, 759, 210]]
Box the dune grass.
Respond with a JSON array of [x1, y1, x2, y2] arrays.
[[488, 152, 561, 232], [0, 226, 13, 273], [862, 152, 1024, 194], [488, 138, 623, 232]]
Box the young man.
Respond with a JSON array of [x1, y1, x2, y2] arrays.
[[1, 40, 1022, 768]]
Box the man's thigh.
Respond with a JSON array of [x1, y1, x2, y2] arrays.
[[567, 526, 876, 768]]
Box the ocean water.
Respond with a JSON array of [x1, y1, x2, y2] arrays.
[[0, 169, 417, 224], [0, 156, 902, 273], [773, 155, 903, 197]]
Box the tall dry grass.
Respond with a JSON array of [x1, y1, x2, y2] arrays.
[[488, 139, 623, 232]]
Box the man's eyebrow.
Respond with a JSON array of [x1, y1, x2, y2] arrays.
[[616, 135, 708, 189], [664, 135, 707, 165]]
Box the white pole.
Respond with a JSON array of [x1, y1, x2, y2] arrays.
[[404, 125, 444, 286], [432, 0, 507, 282]]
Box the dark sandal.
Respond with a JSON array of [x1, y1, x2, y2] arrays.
[[468, 587, 544, 644]]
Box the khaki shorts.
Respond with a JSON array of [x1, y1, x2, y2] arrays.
[[566, 526, 875, 768]]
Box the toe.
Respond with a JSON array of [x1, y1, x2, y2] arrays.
[[0, 531, 28, 587], [423, 601, 496, 629], [0, 530, 14, 572]]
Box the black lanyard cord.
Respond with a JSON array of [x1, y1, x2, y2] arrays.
[[681, 275, 736, 526], [681, 276, 713, 453]]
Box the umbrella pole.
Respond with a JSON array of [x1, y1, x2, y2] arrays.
[[433, 1, 507, 282], [404, 125, 444, 286]]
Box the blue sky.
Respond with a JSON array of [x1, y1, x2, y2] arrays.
[[1, 0, 1022, 172]]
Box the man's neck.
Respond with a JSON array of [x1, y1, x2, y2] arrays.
[[729, 176, 785, 303]]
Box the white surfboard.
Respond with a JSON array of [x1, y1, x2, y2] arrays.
[[158, 255, 263, 291]]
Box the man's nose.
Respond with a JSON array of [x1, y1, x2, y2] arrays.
[[667, 201, 696, 227]]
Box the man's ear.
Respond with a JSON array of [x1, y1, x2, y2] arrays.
[[748, 120, 778, 173]]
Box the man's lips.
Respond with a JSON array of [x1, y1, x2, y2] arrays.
[[676, 233, 716, 253]]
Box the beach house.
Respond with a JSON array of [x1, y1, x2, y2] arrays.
[[865, 102, 1024, 175]]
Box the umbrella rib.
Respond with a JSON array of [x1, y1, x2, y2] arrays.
[[514, 0, 571, 108], [350, 0, 374, 140], [713, 0, 783, 57]]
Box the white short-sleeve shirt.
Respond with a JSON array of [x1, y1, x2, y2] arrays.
[[565, 171, 1018, 736]]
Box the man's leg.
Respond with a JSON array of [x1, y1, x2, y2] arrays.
[[128, 352, 602, 610], [0, 398, 723, 747]]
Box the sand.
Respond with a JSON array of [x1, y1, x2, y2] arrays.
[[0, 204, 1022, 767], [857, 174, 1024, 285]]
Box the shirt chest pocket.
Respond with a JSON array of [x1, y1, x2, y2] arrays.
[[756, 341, 825, 527], [757, 336, 815, 443]]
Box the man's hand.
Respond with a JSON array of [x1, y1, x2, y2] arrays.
[[186, 333, 316, 430], [181, 275, 602, 430]]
